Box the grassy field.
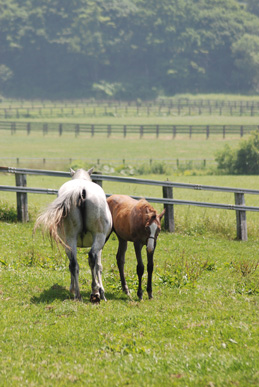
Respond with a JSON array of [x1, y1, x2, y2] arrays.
[[0, 216, 259, 386], [0, 95, 259, 385], [1, 93, 259, 119], [0, 127, 255, 173]]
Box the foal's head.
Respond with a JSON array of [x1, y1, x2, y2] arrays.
[[144, 205, 165, 253]]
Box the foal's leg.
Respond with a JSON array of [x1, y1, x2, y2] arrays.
[[147, 250, 154, 299], [65, 241, 81, 301], [116, 238, 130, 296], [134, 241, 144, 300]]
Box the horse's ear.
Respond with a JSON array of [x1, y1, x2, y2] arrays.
[[87, 167, 94, 176], [70, 168, 75, 176], [159, 209, 166, 220]]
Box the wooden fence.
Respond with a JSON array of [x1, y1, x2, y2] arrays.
[[1, 166, 259, 241], [1, 99, 259, 118], [1, 121, 258, 138], [0, 157, 216, 170]]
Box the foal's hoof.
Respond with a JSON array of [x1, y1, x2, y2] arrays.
[[90, 294, 100, 304]]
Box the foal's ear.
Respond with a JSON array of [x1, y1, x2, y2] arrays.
[[159, 209, 166, 220], [70, 168, 75, 176], [87, 167, 94, 176]]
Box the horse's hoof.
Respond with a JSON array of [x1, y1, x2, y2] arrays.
[[99, 288, 107, 301], [74, 295, 82, 302], [90, 294, 100, 304]]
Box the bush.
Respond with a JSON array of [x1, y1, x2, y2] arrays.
[[215, 130, 259, 175]]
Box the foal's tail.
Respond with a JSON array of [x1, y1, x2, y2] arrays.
[[34, 187, 85, 248]]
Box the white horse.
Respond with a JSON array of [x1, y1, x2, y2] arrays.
[[34, 168, 112, 303]]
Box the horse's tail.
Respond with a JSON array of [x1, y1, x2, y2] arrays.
[[34, 187, 86, 248]]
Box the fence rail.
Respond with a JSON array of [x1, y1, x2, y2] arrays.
[[1, 121, 258, 138], [1, 98, 259, 118], [0, 157, 216, 170], [1, 166, 259, 241]]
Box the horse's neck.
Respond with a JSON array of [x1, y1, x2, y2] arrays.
[[72, 170, 91, 181]]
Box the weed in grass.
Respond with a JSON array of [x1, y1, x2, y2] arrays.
[[0, 200, 17, 222], [232, 259, 259, 277], [156, 249, 215, 289], [230, 259, 259, 295]]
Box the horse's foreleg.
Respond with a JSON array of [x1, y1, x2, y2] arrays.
[[134, 242, 144, 300], [147, 251, 154, 299], [116, 239, 130, 296]]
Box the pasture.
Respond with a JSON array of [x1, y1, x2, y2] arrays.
[[1, 213, 259, 385], [0, 96, 259, 385], [1, 172, 259, 386]]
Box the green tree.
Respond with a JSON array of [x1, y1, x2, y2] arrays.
[[246, 0, 259, 17], [232, 34, 259, 92], [216, 131, 259, 175]]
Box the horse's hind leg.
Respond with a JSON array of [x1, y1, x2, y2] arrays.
[[116, 238, 130, 296], [134, 241, 144, 300], [66, 244, 81, 301], [88, 233, 106, 303], [96, 250, 107, 301]]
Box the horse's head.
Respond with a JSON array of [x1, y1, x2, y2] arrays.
[[70, 167, 94, 181], [145, 208, 165, 254]]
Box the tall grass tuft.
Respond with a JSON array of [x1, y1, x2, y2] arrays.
[[0, 201, 17, 222]]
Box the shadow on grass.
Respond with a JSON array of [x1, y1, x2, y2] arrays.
[[31, 283, 130, 304], [31, 284, 72, 304]]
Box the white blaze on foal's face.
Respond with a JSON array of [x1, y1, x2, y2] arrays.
[[146, 222, 158, 253]]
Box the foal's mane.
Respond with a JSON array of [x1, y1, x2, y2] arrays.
[[137, 199, 157, 225]]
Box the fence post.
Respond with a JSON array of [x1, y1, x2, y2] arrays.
[[92, 173, 103, 187], [156, 125, 159, 138], [43, 123, 48, 135], [235, 192, 247, 241], [162, 186, 174, 232], [59, 123, 63, 136], [75, 124, 79, 137], [123, 125, 127, 138], [140, 125, 144, 138], [27, 123, 31, 135], [206, 125, 209, 139], [173, 125, 176, 139], [15, 173, 29, 222], [11, 122, 16, 135]]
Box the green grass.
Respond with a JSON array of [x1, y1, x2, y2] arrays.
[[1, 95, 259, 384], [0, 219, 259, 386], [0, 130, 252, 172]]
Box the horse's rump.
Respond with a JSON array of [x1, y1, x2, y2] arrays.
[[34, 184, 86, 247]]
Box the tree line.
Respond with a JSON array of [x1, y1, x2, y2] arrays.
[[0, 0, 259, 99]]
